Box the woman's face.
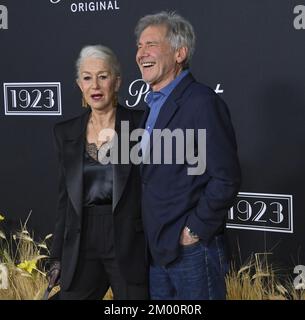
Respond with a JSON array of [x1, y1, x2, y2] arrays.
[[77, 57, 121, 111]]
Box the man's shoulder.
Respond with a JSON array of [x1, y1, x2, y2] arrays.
[[188, 79, 217, 99], [177, 75, 228, 114], [176, 73, 218, 101]]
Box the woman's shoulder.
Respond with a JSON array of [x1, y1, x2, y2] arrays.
[[54, 109, 90, 138], [117, 104, 144, 115], [117, 104, 144, 126]]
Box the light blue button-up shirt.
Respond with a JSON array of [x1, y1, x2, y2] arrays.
[[141, 70, 189, 154]]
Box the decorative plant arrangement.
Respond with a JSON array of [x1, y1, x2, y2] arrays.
[[0, 212, 50, 300], [0, 212, 304, 300]]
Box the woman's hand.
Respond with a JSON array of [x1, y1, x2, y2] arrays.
[[47, 261, 61, 288]]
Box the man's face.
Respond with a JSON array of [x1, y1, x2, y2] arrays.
[[136, 25, 182, 91]]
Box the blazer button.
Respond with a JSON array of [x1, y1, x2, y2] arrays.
[[77, 228, 81, 234]]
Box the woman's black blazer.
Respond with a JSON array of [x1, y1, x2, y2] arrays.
[[50, 105, 147, 291]]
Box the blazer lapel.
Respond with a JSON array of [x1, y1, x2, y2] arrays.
[[139, 106, 149, 129], [63, 110, 90, 216], [112, 105, 133, 212]]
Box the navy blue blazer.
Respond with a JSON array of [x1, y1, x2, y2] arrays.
[[140, 73, 241, 266]]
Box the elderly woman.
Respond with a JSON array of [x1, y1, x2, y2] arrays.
[[47, 45, 148, 300]]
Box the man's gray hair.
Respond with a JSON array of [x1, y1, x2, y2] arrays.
[[135, 11, 196, 69], [76, 44, 121, 78]]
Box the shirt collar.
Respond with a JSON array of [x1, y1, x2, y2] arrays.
[[160, 69, 189, 97], [146, 69, 189, 108]]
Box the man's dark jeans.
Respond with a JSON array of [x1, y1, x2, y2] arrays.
[[149, 235, 229, 300]]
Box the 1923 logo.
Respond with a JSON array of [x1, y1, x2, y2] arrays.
[[227, 192, 293, 233], [294, 265, 305, 289], [3, 82, 62, 115]]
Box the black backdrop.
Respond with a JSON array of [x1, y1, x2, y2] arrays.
[[1, 0, 305, 273]]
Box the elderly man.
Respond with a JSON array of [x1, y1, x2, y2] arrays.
[[135, 11, 241, 299]]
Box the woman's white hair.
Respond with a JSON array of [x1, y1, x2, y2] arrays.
[[76, 44, 121, 78]]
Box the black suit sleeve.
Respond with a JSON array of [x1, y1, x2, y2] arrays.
[[50, 124, 68, 260], [186, 93, 241, 243]]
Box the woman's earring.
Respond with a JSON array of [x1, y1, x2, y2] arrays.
[[82, 95, 88, 108]]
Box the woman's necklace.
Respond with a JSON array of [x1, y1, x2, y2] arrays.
[[90, 117, 103, 149], [87, 115, 115, 161]]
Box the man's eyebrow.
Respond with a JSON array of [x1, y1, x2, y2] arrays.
[[138, 40, 159, 46]]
